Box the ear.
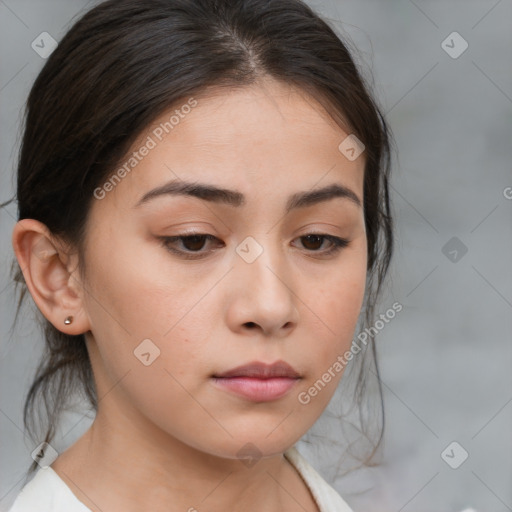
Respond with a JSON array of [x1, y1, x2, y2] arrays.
[[12, 219, 90, 335]]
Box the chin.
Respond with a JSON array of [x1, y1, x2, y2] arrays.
[[195, 424, 307, 462]]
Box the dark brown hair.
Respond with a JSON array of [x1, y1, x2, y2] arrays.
[[10, 0, 393, 478]]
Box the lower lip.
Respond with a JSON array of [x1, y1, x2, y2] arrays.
[[211, 377, 299, 402]]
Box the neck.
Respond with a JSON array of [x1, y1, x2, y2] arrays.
[[51, 405, 314, 512]]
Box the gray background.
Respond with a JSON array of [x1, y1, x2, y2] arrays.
[[1, 1, 511, 511]]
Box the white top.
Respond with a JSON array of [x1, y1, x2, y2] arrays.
[[8, 446, 354, 512]]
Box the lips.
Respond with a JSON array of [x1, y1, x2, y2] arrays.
[[211, 361, 301, 402], [213, 360, 300, 379]]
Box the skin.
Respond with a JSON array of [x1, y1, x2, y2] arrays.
[[13, 77, 367, 512]]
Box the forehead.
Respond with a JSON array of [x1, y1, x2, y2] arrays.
[[101, 77, 365, 209]]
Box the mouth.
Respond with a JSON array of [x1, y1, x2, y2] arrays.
[[211, 360, 301, 402]]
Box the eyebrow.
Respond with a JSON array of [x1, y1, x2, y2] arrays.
[[134, 180, 362, 213]]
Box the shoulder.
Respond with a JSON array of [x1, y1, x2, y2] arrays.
[[284, 446, 355, 512], [8, 467, 91, 512]]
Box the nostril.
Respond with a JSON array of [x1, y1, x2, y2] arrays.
[[245, 322, 257, 329]]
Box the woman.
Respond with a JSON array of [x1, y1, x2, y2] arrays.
[[8, 0, 393, 510]]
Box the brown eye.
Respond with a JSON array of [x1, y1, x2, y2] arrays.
[[181, 235, 208, 251], [293, 234, 350, 257], [300, 234, 324, 250], [160, 233, 223, 259]]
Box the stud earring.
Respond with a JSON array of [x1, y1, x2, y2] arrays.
[[64, 316, 74, 325]]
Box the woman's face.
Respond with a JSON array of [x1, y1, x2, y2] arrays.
[[79, 77, 367, 460]]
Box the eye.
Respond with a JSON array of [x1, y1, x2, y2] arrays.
[[158, 232, 350, 260], [159, 233, 223, 260], [293, 234, 349, 256]]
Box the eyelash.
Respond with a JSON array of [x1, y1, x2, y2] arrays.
[[158, 233, 350, 260]]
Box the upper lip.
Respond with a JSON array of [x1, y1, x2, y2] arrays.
[[213, 360, 300, 379]]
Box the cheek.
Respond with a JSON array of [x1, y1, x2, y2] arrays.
[[312, 259, 366, 335], [301, 253, 367, 377], [82, 232, 195, 340], [81, 256, 218, 438], [291, 264, 366, 417], [81, 228, 220, 384]]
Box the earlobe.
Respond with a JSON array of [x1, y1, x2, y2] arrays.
[[11, 219, 90, 335]]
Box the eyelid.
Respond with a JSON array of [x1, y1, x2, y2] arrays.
[[294, 234, 350, 256], [158, 233, 222, 260]]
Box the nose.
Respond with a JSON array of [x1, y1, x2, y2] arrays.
[[225, 240, 300, 338]]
